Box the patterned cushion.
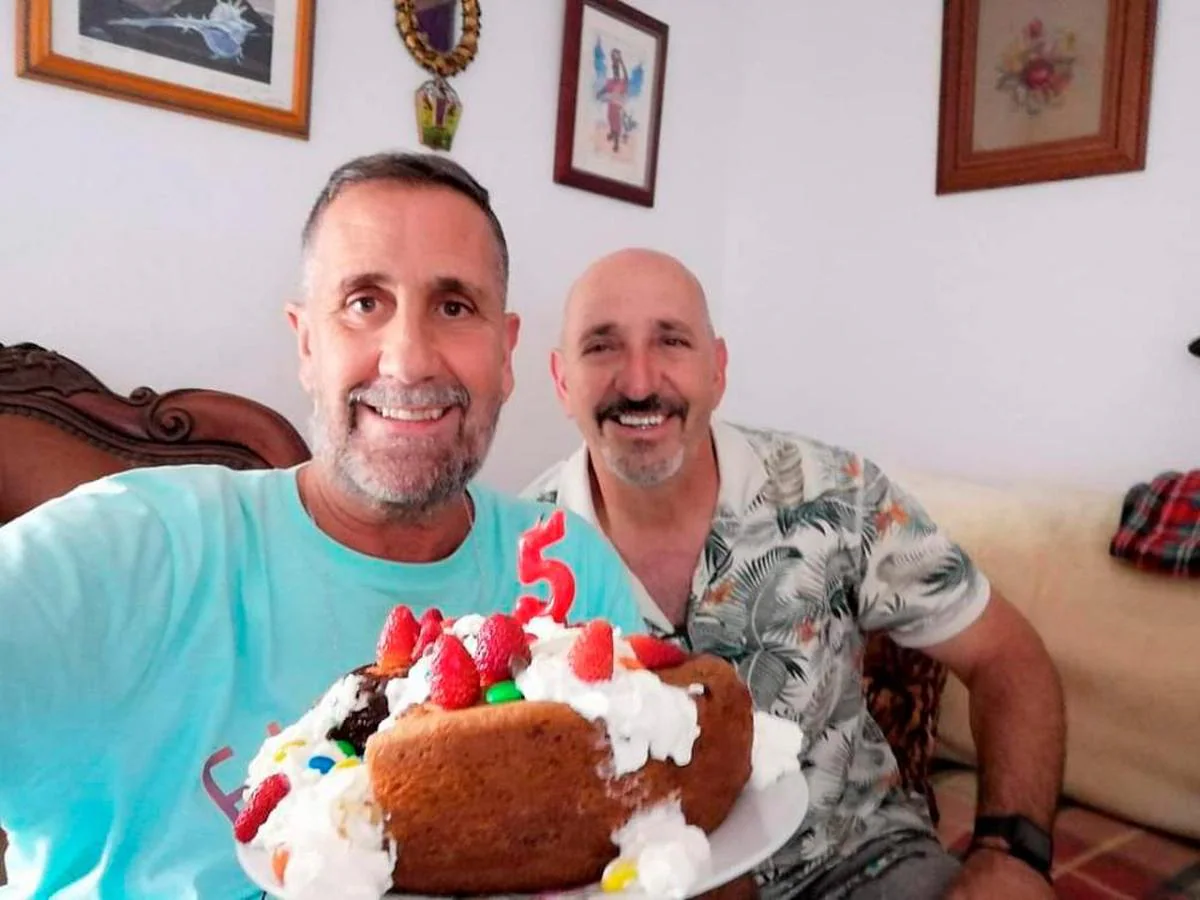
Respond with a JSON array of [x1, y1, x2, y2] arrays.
[[862, 632, 949, 824]]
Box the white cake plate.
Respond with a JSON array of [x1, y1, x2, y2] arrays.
[[238, 770, 809, 899]]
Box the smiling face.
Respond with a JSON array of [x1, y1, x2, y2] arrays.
[[552, 250, 726, 488], [288, 180, 519, 514]]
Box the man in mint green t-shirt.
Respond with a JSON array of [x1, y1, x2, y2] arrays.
[[0, 152, 645, 900]]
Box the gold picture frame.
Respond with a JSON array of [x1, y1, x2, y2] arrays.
[[17, 0, 317, 139]]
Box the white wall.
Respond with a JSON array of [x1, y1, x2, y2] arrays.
[[718, 2, 1200, 491], [0, 1, 736, 492], [4, 2, 1197, 495]]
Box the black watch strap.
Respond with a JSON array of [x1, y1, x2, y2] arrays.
[[971, 815, 1054, 881]]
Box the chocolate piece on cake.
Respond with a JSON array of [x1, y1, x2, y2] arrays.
[[327, 665, 393, 756]]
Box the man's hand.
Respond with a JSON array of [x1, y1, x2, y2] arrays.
[[945, 848, 1055, 899]]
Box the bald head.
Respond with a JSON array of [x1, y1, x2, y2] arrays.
[[551, 248, 728, 490], [561, 248, 715, 347]]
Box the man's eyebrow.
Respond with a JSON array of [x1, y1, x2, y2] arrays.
[[655, 318, 695, 334], [336, 272, 388, 295], [431, 275, 485, 298], [578, 322, 617, 343], [334, 273, 491, 302]]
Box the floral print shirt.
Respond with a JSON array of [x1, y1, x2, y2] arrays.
[[524, 421, 990, 896]]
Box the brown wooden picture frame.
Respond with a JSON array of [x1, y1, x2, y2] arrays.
[[553, 0, 668, 207], [936, 0, 1157, 195], [16, 0, 317, 139]]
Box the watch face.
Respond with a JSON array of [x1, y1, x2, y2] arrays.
[[1014, 817, 1053, 863]]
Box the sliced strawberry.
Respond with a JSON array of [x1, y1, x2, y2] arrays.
[[568, 620, 614, 683], [472, 613, 532, 688], [376, 605, 420, 674], [428, 634, 481, 710], [626, 634, 688, 670], [234, 773, 290, 843], [418, 607, 444, 631]]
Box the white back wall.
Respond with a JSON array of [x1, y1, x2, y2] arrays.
[[717, 2, 1200, 491], [0, 1, 736, 492], [3, 2, 1197, 494]]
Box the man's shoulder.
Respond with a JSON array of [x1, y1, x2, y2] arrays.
[[721, 421, 868, 497], [28, 464, 295, 533], [83, 462, 291, 505], [725, 421, 861, 465]]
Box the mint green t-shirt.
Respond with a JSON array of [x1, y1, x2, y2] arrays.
[[0, 464, 644, 899]]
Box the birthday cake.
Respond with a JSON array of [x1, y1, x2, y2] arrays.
[[234, 511, 805, 899]]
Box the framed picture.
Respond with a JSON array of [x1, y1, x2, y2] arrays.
[[552, 0, 668, 208], [936, 0, 1157, 194], [16, 0, 317, 139]]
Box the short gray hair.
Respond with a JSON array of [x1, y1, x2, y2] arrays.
[[301, 151, 509, 296]]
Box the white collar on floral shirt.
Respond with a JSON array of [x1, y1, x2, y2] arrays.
[[545, 419, 770, 633]]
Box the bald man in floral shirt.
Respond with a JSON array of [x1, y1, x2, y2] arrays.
[[526, 248, 1066, 900]]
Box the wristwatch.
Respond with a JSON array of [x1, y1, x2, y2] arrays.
[[970, 815, 1054, 881]]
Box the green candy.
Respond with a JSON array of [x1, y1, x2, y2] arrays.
[[335, 740, 358, 759], [485, 681, 524, 705]]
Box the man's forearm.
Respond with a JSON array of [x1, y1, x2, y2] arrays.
[[966, 642, 1066, 829]]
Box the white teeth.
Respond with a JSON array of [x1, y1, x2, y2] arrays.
[[617, 413, 666, 428], [374, 406, 447, 422]]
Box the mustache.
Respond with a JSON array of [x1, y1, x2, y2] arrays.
[[349, 381, 470, 410], [594, 393, 688, 424]]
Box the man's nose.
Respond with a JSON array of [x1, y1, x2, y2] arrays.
[[614, 351, 658, 400], [377, 308, 441, 384]]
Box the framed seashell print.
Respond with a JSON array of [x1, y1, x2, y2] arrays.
[[16, 0, 316, 138], [936, 0, 1158, 194]]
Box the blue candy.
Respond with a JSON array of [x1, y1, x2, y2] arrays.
[[307, 755, 335, 774]]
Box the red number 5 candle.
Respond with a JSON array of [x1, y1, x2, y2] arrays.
[[513, 509, 577, 625]]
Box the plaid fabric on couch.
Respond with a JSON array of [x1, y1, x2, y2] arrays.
[[934, 766, 1200, 899], [1110, 470, 1200, 577]]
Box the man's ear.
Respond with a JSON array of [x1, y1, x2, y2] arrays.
[[500, 312, 521, 403], [713, 336, 729, 408], [286, 302, 315, 393], [550, 349, 573, 416]]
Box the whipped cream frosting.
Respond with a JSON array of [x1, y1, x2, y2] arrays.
[[244, 676, 395, 900], [610, 799, 713, 899], [513, 618, 703, 776], [749, 710, 805, 790]]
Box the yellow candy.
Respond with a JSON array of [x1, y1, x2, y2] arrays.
[[334, 758, 360, 770], [272, 739, 306, 762], [601, 859, 638, 893]]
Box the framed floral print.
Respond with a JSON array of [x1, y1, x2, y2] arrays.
[[936, 0, 1157, 194], [17, 0, 316, 138], [552, 0, 669, 208]]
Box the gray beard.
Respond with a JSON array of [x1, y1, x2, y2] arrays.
[[308, 401, 495, 519], [601, 443, 685, 488]]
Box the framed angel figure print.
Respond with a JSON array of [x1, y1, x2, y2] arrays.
[[552, 0, 669, 208]]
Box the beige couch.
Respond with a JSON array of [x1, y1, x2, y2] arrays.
[[893, 468, 1200, 887]]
